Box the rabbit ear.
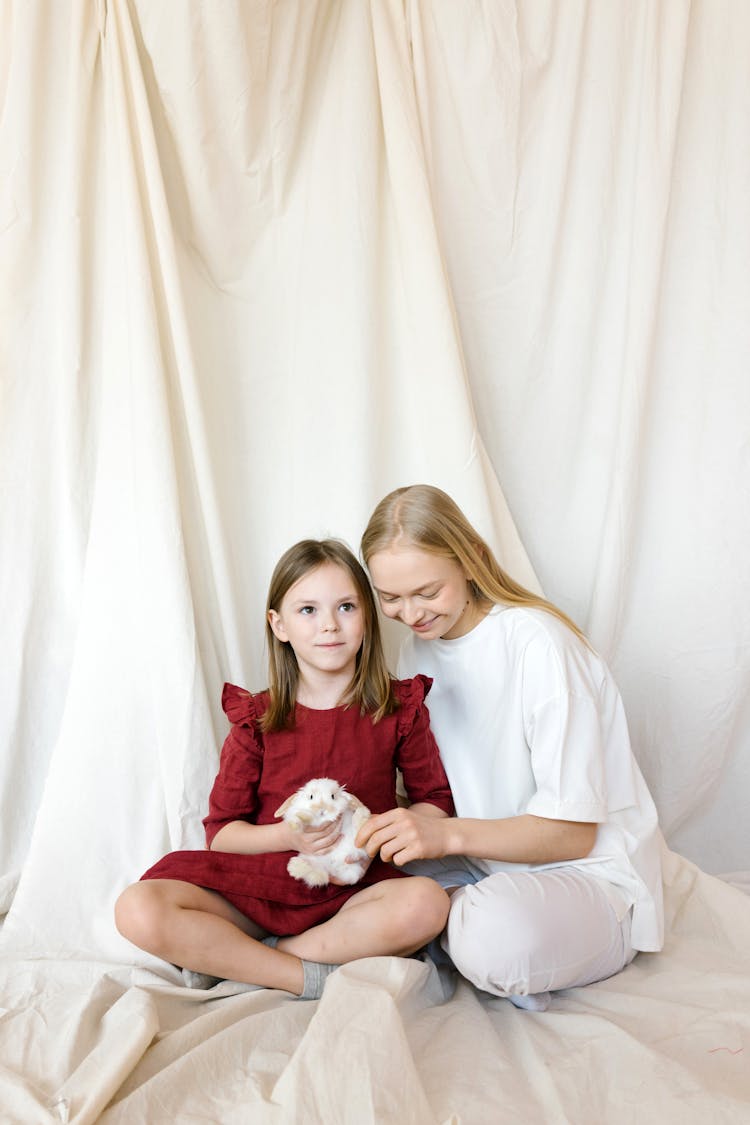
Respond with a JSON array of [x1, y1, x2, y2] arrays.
[[275, 793, 297, 818], [344, 791, 368, 812]]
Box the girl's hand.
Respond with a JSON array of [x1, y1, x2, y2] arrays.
[[328, 852, 374, 886], [356, 807, 446, 866], [286, 816, 343, 856]]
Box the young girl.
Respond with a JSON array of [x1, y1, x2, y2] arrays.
[[358, 484, 663, 1010], [115, 539, 453, 1000]]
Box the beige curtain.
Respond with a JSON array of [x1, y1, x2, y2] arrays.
[[1, 0, 748, 964]]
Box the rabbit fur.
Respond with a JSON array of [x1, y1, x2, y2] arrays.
[[274, 777, 371, 887]]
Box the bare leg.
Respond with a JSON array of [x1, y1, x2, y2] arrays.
[[115, 879, 304, 994], [276, 876, 449, 963]]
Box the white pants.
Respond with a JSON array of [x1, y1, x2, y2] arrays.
[[407, 858, 635, 1007]]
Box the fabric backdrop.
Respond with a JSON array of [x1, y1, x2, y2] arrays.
[[1, 0, 748, 968]]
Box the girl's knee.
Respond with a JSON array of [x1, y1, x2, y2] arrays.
[[114, 882, 139, 936], [445, 886, 539, 994], [400, 876, 449, 943], [445, 893, 487, 979], [114, 881, 166, 950]]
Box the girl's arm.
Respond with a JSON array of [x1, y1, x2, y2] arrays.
[[405, 802, 449, 821], [206, 705, 343, 856], [393, 677, 455, 816], [357, 808, 597, 867], [210, 817, 342, 855]]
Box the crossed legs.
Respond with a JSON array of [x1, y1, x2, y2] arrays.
[[114, 875, 449, 996], [443, 866, 635, 1000]]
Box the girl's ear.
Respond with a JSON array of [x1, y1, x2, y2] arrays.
[[268, 609, 288, 642]]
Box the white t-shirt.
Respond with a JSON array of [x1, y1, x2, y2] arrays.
[[398, 606, 664, 951]]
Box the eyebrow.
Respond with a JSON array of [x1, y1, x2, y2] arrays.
[[289, 592, 359, 606]]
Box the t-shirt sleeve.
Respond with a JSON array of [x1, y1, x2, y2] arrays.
[[523, 688, 608, 823], [202, 684, 265, 847], [394, 676, 454, 815], [521, 638, 609, 823]]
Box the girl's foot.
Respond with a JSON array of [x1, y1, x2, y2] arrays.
[[181, 968, 224, 989]]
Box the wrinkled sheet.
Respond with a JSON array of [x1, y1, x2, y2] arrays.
[[1, 848, 748, 1124], [2, 1, 750, 1121]]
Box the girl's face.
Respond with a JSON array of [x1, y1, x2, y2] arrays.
[[367, 546, 478, 641], [268, 562, 365, 681]]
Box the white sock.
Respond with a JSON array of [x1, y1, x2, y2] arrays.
[[507, 990, 551, 1011]]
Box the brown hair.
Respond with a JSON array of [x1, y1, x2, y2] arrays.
[[361, 484, 588, 644], [263, 538, 398, 732]]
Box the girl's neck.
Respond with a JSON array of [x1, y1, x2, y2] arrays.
[[295, 670, 353, 711]]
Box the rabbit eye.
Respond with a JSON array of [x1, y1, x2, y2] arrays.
[[309, 793, 314, 800]]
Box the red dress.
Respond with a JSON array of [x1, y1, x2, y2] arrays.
[[141, 676, 453, 935]]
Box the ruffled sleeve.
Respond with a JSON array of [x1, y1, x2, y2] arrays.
[[221, 682, 260, 726], [394, 673, 433, 737], [203, 684, 266, 847], [393, 676, 454, 814]]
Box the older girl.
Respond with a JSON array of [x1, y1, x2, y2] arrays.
[[359, 485, 663, 1010]]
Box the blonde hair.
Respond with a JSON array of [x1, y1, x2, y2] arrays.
[[361, 484, 588, 644], [263, 538, 398, 732]]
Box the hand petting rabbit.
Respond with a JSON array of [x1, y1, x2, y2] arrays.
[[275, 778, 372, 887]]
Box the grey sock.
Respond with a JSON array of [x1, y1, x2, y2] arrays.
[[181, 968, 224, 989], [261, 935, 338, 999], [299, 959, 340, 1000]]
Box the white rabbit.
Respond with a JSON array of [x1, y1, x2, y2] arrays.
[[274, 778, 371, 887]]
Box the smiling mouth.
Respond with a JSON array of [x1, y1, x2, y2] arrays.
[[411, 617, 439, 632]]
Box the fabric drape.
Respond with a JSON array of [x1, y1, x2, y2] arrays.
[[1, 0, 748, 955]]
